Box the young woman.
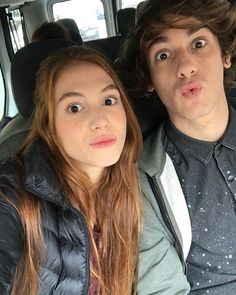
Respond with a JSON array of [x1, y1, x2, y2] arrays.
[[0, 46, 143, 295]]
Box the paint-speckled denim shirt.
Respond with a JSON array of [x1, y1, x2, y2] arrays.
[[163, 105, 236, 294]]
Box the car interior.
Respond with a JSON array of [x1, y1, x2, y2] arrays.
[[0, 0, 235, 162]]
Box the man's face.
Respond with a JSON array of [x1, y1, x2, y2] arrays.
[[146, 17, 231, 129]]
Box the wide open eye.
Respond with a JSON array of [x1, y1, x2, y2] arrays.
[[67, 103, 83, 113], [103, 97, 118, 106], [155, 50, 171, 61], [192, 39, 206, 49]]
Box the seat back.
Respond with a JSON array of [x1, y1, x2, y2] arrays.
[[117, 7, 136, 37], [0, 39, 76, 161], [85, 36, 123, 62], [129, 92, 168, 139], [85, 8, 136, 63]]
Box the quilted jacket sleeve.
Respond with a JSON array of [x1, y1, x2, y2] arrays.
[[0, 196, 24, 295], [137, 193, 190, 295]]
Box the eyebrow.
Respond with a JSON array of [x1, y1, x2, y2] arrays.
[[57, 83, 118, 103], [102, 83, 118, 92], [147, 26, 205, 50]]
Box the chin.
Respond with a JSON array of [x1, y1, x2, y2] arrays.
[[179, 103, 213, 120], [97, 155, 122, 168]]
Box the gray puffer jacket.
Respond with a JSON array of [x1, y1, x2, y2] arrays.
[[137, 124, 191, 295]]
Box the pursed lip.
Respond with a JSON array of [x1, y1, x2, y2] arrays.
[[89, 135, 117, 148], [179, 81, 203, 96]]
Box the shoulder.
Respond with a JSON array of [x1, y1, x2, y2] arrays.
[[0, 160, 24, 291], [139, 123, 167, 179], [140, 123, 165, 160], [0, 157, 18, 173], [0, 158, 19, 191], [0, 157, 23, 216], [0, 158, 23, 242]]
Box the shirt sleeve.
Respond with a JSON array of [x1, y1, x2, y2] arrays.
[[137, 193, 190, 295], [0, 197, 24, 295]]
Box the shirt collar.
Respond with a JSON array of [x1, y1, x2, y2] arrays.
[[165, 104, 236, 164], [221, 104, 236, 150]]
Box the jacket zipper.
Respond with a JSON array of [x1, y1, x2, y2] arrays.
[[147, 174, 187, 273]]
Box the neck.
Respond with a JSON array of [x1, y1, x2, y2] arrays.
[[170, 101, 229, 142]]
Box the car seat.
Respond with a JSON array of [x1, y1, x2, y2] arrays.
[[0, 39, 76, 161], [117, 7, 136, 37], [85, 7, 136, 63]]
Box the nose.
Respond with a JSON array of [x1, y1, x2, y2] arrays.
[[176, 53, 197, 79], [89, 110, 109, 131]]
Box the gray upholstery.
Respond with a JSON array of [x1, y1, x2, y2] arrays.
[[84, 8, 136, 62], [85, 36, 123, 62], [0, 39, 76, 161]]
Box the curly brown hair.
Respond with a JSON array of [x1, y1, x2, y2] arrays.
[[120, 0, 236, 96]]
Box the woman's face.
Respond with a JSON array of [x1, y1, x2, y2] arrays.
[[54, 61, 127, 183]]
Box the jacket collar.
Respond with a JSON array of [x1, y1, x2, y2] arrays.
[[139, 123, 166, 177], [221, 104, 236, 150], [23, 142, 66, 206]]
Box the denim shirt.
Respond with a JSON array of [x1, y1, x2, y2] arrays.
[[163, 105, 236, 294]]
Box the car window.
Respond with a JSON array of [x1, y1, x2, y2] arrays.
[[53, 0, 107, 41], [6, 7, 25, 53], [121, 0, 143, 8], [0, 66, 5, 120]]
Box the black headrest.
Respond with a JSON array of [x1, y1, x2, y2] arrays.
[[11, 39, 76, 118], [136, 1, 145, 21], [117, 8, 136, 36], [57, 18, 83, 45], [129, 92, 168, 139]]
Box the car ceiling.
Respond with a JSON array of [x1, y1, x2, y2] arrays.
[[0, 0, 36, 7]]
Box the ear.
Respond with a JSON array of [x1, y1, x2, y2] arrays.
[[224, 54, 232, 69], [147, 84, 154, 92]]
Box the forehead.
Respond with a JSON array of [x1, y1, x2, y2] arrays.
[[57, 60, 101, 76], [53, 60, 119, 98], [167, 16, 203, 27], [146, 16, 212, 50], [145, 16, 204, 45], [55, 60, 113, 85]]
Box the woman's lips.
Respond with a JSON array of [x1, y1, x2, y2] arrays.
[[90, 136, 117, 148], [179, 82, 203, 97]]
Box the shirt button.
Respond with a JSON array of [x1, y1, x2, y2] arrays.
[[175, 157, 182, 166], [228, 175, 235, 182], [217, 145, 223, 152]]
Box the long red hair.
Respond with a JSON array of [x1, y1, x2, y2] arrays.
[[10, 46, 143, 295]]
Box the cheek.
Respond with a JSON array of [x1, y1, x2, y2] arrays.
[[207, 58, 225, 85], [152, 74, 169, 99], [117, 108, 127, 133], [55, 117, 79, 145], [109, 108, 127, 145], [149, 64, 166, 88]]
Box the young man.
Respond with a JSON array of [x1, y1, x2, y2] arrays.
[[121, 0, 236, 294]]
